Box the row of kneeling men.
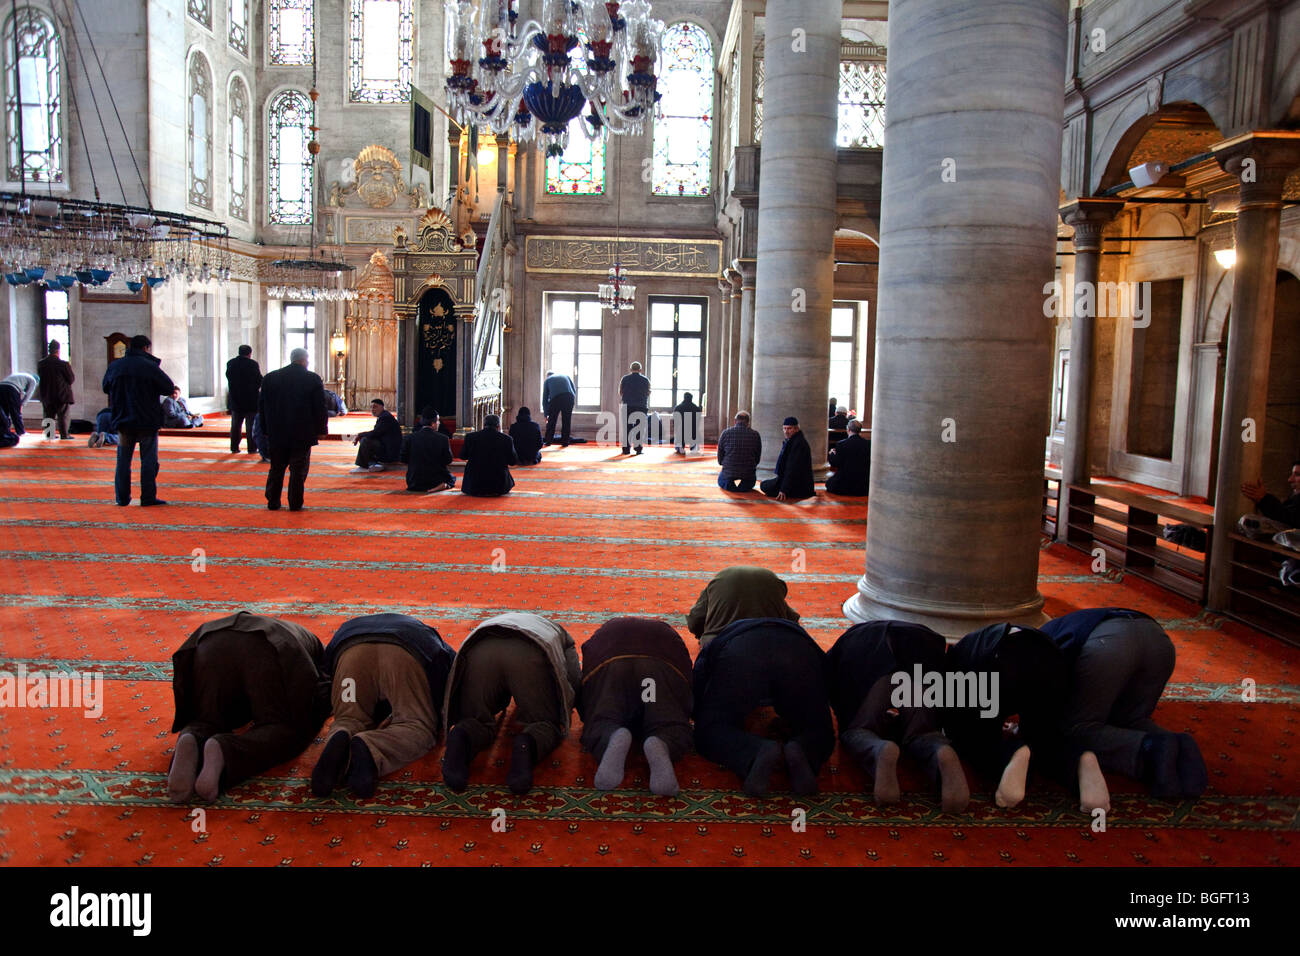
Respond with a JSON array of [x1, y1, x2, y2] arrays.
[[167, 600, 1207, 813]]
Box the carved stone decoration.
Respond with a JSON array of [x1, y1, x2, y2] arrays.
[[327, 144, 431, 211], [408, 208, 465, 253], [1144, 74, 1164, 115]]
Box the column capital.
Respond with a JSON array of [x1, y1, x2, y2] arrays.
[[725, 267, 743, 291], [731, 257, 756, 286], [1213, 131, 1300, 208], [1059, 198, 1124, 252]]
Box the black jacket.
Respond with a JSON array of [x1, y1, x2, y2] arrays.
[[102, 348, 175, 433], [258, 362, 327, 453], [225, 355, 263, 411], [825, 620, 946, 727], [827, 433, 871, 495], [774, 429, 815, 498], [509, 416, 543, 464], [693, 617, 824, 702], [619, 372, 651, 407], [362, 410, 403, 462], [460, 427, 517, 496], [406, 426, 454, 490], [36, 355, 75, 406], [1258, 493, 1300, 528]]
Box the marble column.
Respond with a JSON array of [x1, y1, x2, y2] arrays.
[[734, 257, 756, 415], [727, 267, 744, 425], [716, 274, 734, 433], [844, 0, 1070, 637], [1207, 131, 1300, 609], [1057, 199, 1123, 541], [749, 0, 842, 471]]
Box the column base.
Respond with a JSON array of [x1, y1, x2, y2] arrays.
[[843, 576, 1048, 641]]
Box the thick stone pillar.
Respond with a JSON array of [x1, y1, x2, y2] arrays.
[[1057, 199, 1123, 541], [1207, 131, 1300, 609], [735, 257, 756, 415], [844, 0, 1069, 637], [749, 0, 842, 471]]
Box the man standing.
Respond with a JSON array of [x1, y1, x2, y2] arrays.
[[761, 417, 815, 501], [225, 344, 262, 454], [716, 410, 762, 492], [406, 406, 455, 493], [102, 334, 175, 507], [36, 340, 75, 440], [1242, 461, 1300, 528], [541, 370, 576, 446], [826, 419, 870, 496], [351, 398, 401, 472], [258, 347, 327, 512], [619, 360, 651, 455], [460, 414, 518, 496]]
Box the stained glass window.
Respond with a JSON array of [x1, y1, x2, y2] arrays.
[[188, 52, 213, 209], [3, 7, 61, 183], [837, 44, 886, 148], [188, 0, 211, 29], [545, 134, 605, 195], [349, 0, 414, 103], [652, 22, 713, 197], [267, 89, 313, 224], [268, 0, 313, 66], [229, 0, 249, 56], [228, 76, 249, 220]]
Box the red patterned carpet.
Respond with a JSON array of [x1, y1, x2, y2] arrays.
[[0, 428, 1296, 867]]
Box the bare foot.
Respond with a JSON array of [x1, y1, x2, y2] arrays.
[[995, 744, 1031, 808], [1077, 750, 1111, 814]]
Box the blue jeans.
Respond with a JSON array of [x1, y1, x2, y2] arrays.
[[718, 474, 755, 492], [115, 429, 160, 504]]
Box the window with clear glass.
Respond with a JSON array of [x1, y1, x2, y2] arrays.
[[268, 0, 313, 66], [349, 0, 413, 103], [228, 77, 249, 220], [188, 0, 211, 28], [284, 302, 316, 357], [548, 295, 603, 409], [652, 22, 712, 197], [647, 297, 705, 409], [43, 288, 69, 358], [4, 7, 61, 183], [828, 303, 859, 414], [229, 0, 249, 56], [188, 52, 213, 209], [545, 134, 605, 195], [267, 89, 313, 224]]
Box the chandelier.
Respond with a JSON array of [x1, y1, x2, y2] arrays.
[[445, 0, 665, 157], [598, 262, 635, 312], [265, 256, 357, 301]]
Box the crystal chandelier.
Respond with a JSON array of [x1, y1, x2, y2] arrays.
[[446, 0, 665, 157], [598, 261, 635, 312]]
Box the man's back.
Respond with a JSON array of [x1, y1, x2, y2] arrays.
[[619, 372, 650, 406], [226, 355, 262, 407], [259, 363, 326, 451], [103, 350, 174, 432], [509, 419, 542, 461], [36, 355, 74, 404], [543, 374, 576, 407], [718, 424, 761, 477]]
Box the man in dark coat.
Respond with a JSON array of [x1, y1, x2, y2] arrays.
[[225, 344, 262, 453], [672, 392, 702, 454], [760, 417, 815, 500], [827, 621, 969, 811], [693, 618, 835, 797], [460, 414, 517, 496], [509, 406, 543, 465], [542, 370, 576, 445], [351, 398, 402, 471], [579, 617, 694, 796], [1242, 461, 1300, 528], [619, 361, 651, 455], [826, 419, 870, 496], [717, 410, 762, 492], [258, 347, 327, 512], [686, 565, 801, 648], [0, 404, 18, 448], [168, 611, 330, 803], [102, 334, 175, 507], [1041, 607, 1206, 806], [406, 406, 455, 493], [36, 340, 75, 439], [313, 613, 456, 799]]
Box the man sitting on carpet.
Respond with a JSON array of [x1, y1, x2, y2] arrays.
[[579, 617, 694, 797], [1041, 607, 1207, 808], [827, 621, 969, 812], [826, 419, 870, 496], [693, 618, 835, 798], [168, 611, 330, 803], [717, 411, 762, 493], [324, 389, 347, 417], [312, 613, 456, 800], [761, 417, 815, 501], [351, 398, 402, 473], [441, 612, 580, 795], [686, 565, 801, 649], [406, 406, 455, 493], [459, 414, 518, 496], [672, 392, 702, 455], [161, 386, 204, 428], [509, 406, 543, 465]]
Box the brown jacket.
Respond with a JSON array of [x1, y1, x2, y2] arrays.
[[36, 355, 74, 406]]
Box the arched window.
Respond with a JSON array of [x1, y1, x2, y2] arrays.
[[188, 52, 213, 209], [267, 89, 313, 224], [228, 76, 249, 221], [349, 0, 414, 103], [229, 0, 249, 56], [188, 0, 211, 29], [651, 22, 712, 197], [545, 135, 605, 195], [3, 6, 61, 184], [268, 0, 313, 66]]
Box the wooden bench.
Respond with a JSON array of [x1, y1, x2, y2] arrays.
[[1225, 532, 1300, 646]]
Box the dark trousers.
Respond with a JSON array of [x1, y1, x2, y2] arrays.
[[229, 404, 255, 454], [0, 383, 24, 434], [41, 401, 69, 439], [115, 428, 160, 505], [718, 474, 756, 492], [840, 675, 952, 782], [1062, 618, 1175, 780], [266, 445, 311, 510], [694, 628, 835, 781], [579, 658, 693, 762], [449, 634, 565, 757], [355, 436, 388, 468], [760, 476, 812, 499], [825, 471, 868, 496], [544, 394, 574, 444], [174, 630, 317, 792], [622, 404, 648, 451]]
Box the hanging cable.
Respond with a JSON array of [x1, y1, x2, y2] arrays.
[[57, 0, 125, 204]]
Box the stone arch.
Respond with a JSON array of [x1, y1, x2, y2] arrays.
[[1093, 99, 1225, 195]]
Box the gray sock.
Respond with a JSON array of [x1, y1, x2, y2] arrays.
[[595, 727, 633, 790], [935, 744, 970, 813], [167, 733, 199, 804], [744, 740, 782, 798], [194, 737, 225, 802], [873, 740, 901, 804], [643, 735, 679, 797]]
